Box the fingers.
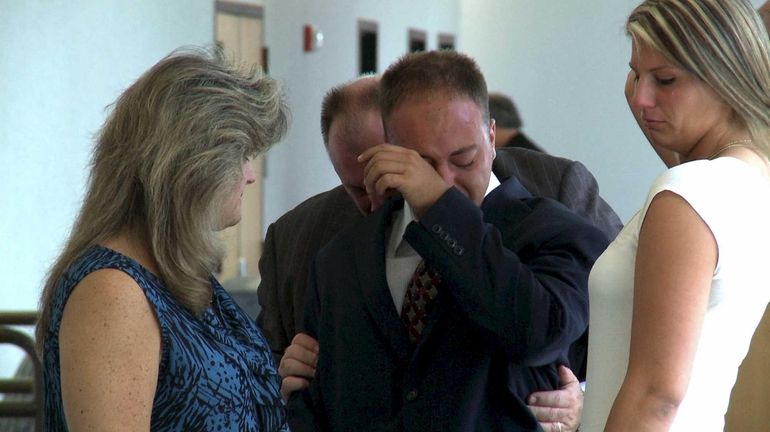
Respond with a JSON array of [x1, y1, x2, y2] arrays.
[[367, 163, 406, 197], [359, 145, 413, 206], [361, 147, 412, 192], [529, 366, 583, 431], [532, 406, 579, 432], [358, 144, 448, 216], [539, 421, 566, 432], [528, 397, 567, 421], [528, 388, 569, 409], [557, 365, 580, 390], [278, 333, 319, 380], [357, 143, 405, 163], [280, 376, 310, 402], [292, 333, 320, 352], [278, 349, 316, 379], [278, 333, 319, 401]]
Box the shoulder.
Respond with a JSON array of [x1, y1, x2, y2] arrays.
[[644, 159, 770, 251], [62, 268, 158, 334], [494, 148, 578, 197], [270, 185, 357, 230], [495, 147, 573, 172], [643, 160, 743, 221], [58, 267, 161, 377]]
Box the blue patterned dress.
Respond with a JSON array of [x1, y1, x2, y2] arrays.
[[43, 246, 289, 431]]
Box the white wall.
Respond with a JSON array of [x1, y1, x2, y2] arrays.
[[261, 0, 460, 229], [459, 0, 768, 223], [460, 0, 660, 223], [0, 0, 214, 376]]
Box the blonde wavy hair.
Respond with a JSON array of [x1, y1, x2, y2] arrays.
[[36, 48, 289, 349], [627, 0, 770, 155]]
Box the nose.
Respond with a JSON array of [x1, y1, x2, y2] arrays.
[[243, 160, 257, 185], [629, 77, 655, 111], [434, 162, 456, 186]]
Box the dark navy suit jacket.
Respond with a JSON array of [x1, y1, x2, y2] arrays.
[[289, 176, 609, 431]]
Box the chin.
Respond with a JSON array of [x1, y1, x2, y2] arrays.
[[217, 215, 242, 231]]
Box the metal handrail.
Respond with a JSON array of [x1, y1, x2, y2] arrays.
[[0, 312, 38, 326], [0, 311, 42, 432], [0, 379, 34, 394]]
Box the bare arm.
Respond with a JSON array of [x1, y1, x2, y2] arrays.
[[604, 191, 716, 431], [59, 269, 161, 431], [528, 365, 583, 432]]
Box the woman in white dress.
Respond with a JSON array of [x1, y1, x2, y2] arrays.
[[582, 0, 770, 430]]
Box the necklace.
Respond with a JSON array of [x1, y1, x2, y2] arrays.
[[707, 139, 754, 160]]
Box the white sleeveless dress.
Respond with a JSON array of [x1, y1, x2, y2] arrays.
[[582, 157, 770, 431]]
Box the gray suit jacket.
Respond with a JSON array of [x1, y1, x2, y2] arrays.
[[257, 185, 362, 363], [256, 147, 622, 365], [492, 147, 623, 239]]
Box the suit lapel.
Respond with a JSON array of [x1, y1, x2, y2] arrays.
[[353, 199, 413, 363]]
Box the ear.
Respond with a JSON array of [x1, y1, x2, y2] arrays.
[[489, 119, 497, 158]]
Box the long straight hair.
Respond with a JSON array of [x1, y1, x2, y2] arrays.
[[36, 49, 288, 349], [627, 0, 770, 154]]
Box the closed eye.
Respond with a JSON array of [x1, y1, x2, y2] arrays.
[[454, 158, 475, 168], [450, 147, 478, 168]]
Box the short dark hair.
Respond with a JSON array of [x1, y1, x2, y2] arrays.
[[488, 92, 522, 129], [380, 50, 489, 129], [320, 75, 380, 146]]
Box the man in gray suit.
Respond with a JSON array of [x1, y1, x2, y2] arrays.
[[257, 75, 621, 432]]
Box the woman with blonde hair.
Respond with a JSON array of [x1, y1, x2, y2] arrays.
[[583, 0, 770, 430], [37, 49, 289, 430]]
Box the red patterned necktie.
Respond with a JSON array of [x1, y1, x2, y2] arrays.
[[400, 260, 441, 343]]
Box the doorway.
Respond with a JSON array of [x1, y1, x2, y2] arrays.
[[215, 1, 266, 287]]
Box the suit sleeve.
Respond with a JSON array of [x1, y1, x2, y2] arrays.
[[404, 187, 609, 366], [257, 223, 289, 366], [287, 257, 326, 432], [559, 161, 624, 239]]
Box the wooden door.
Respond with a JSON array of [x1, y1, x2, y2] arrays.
[[215, 2, 265, 286]]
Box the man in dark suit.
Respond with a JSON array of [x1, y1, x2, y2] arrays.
[[258, 74, 621, 431], [286, 50, 609, 431]]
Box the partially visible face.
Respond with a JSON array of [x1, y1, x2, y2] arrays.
[[624, 70, 680, 168], [760, 2, 770, 31], [385, 94, 496, 207], [327, 109, 385, 214], [220, 157, 257, 229], [627, 40, 732, 160]]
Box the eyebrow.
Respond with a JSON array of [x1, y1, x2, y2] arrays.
[[418, 144, 478, 164], [629, 62, 674, 73], [450, 144, 478, 157]]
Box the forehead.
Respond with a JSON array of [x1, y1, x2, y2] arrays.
[[387, 95, 486, 148], [631, 40, 674, 67]]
